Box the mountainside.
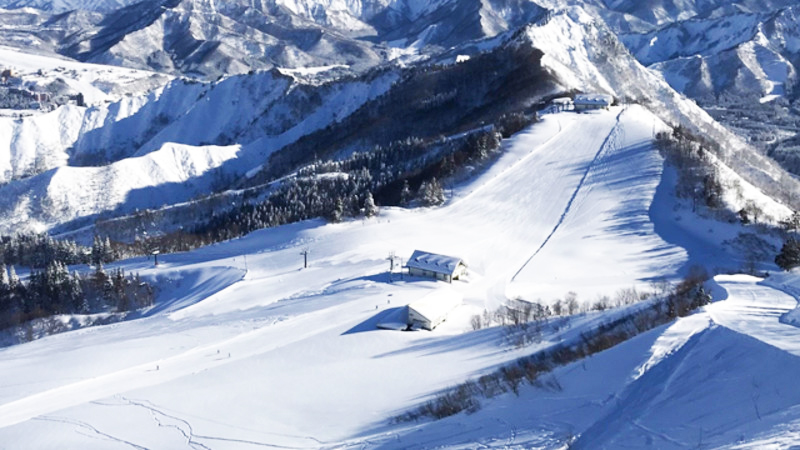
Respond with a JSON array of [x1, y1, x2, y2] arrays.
[[599, 0, 798, 27], [0, 0, 385, 79], [2, 1, 800, 448], [0, 104, 798, 449], [0, 67, 399, 233], [603, 1, 800, 179], [0, 0, 130, 12], [0, 2, 797, 238], [0, 0, 545, 79], [618, 7, 800, 103]]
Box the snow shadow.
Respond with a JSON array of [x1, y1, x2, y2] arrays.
[[341, 307, 407, 335], [649, 164, 727, 276], [373, 326, 503, 359], [574, 326, 800, 448], [140, 266, 244, 317], [340, 272, 435, 286]]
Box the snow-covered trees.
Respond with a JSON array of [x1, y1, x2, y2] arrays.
[[655, 128, 725, 212], [400, 180, 413, 206], [0, 263, 154, 332], [364, 192, 379, 217], [92, 236, 119, 265], [0, 233, 93, 268], [419, 178, 445, 206]]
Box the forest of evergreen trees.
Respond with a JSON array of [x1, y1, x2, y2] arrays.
[[655, 127, 725, 213], [0, 233, 119, 268], [0, 262, 153, 331], [188, 125, 511, 244]]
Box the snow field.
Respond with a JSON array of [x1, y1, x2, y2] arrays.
[[0, 106, 796, 448]]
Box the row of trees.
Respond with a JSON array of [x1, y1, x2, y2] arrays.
[[655, 127, 724, 212], [0, 233, 119, 268], [0, 262, 154, 331], [399, 269, 711, 421]]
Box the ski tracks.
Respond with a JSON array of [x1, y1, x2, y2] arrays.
[[511, 108, 627, 282], [34, 415, 150, 450]]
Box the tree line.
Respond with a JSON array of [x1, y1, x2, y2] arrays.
[[0, 262, 153, 332], [0, 233, 119, 268]]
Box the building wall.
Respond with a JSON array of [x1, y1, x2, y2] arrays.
[[575, 103, 609, 111], [408, 308, 433, 330], [409, 267, 452, 282]]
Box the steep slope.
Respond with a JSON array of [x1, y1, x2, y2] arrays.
[[573, 275, 800, 449], [0, 0, 386, 79], [0, 106, 795, 448], [519, 6, 799, 207], [600, 0, 797, 27], [2, 2, 797, 239], [0, 142, 241, 234], [372, 276, 800, 448]]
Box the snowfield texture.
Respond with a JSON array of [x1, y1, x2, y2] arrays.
[[0, 1, 799, 447], [1, 107, 798, 448]]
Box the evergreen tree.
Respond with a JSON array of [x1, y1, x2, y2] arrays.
[[776, 238, 800, 270], [329, 198, 344, 223], [419, 177, 445, 206], [364, 192, 379, 217], [8, 265, 19, 289], [400, 180, 412, 206], [0, 263, 8, 289]]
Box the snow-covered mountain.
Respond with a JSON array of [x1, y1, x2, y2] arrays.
[[1, 101, 798, 449], [2, 0, 800, 448], [0, 0, 131, 12], [0, 0, 546, 79], [0, 1, 796, 237], [0, 0, 385, 79], [618, 7, 800, 103]]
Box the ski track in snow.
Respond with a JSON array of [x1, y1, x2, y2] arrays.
[[511, 107, 625, 282], [34, 415, 149, 449]]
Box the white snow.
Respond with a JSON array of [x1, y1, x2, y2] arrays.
[[407, 285, 462, 329], [0, 105, 796, 448], [0, 142, 241, 232]]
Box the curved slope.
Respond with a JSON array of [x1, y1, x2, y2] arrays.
[[575, 274, 800, 449]]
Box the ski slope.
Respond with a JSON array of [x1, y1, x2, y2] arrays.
[[0, 106, 794, 448], [372, 275, 800, 448]]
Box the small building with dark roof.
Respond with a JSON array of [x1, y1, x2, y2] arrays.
[[406, 250, 467, 283]]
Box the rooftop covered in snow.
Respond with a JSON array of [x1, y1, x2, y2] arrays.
[[405, 250, 466, 276], [574, 93, 614, 107]]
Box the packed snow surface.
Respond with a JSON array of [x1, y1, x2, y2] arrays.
[[0, 107, 796, 448]]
